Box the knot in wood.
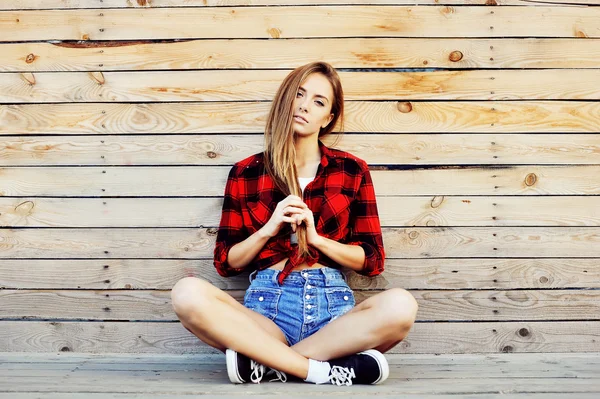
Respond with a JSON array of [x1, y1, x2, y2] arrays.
[[524, 173, 537, 186], [207, 151, 217, 159], [267, 27, 282, 39], [518, 328, 530, 337], [430, 195, 444, 208], [89, 71, 105, 85], [501, 345, 513, 353], [539, 276, 549, 284], [207, 228, 218, 235], [20, 72, 36, 85], [408, 230, 419, 240], [397, 101, 412, 113], [25, 53, 36, 63], [449, 51, 463, 62]]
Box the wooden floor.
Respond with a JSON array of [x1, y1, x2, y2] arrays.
[[1, 352, 599, 398]]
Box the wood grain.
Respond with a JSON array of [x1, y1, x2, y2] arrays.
[[3, 7, 600, 41], [3, 70, 600, 103], [3, 38, 600, 72], [2, 288, 599, 321], [1, 258, 599, 290], [1, 134, 599, 165], [1, 196, 600, 228], [2, 101, 600, 134], [3, 0, 600, 9], [1, 227, 600, 258], [0, 320, 598, 354], [1, 166, 599, 196]]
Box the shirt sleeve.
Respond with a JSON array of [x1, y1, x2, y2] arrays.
[[346, 166, 385, 277], [213, 165, 247, 277]]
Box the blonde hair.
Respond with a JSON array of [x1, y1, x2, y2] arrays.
[[264, 62, 345, 259]]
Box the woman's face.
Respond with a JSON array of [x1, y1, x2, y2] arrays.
[[292, 73, 334, 137]]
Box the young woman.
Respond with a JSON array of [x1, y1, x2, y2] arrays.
[[171, 62, 418, 386]]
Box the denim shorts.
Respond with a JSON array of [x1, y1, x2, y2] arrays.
[[243, 267, 356, 346]]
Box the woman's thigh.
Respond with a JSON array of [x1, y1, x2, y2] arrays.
[[177, 277, 289, 346]]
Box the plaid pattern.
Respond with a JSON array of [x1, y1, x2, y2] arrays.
[[214, 140, 385, 284]]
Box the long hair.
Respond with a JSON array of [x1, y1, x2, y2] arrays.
[[264, 61, 345, 259]]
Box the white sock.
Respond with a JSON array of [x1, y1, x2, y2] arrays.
[[304, 359, 331, 384]]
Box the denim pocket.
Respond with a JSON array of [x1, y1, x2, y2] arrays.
[[243, 288, 281, 321], [324, 287, 355, 321]]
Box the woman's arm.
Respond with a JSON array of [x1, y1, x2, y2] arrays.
[[292, 166, 385, 276], [311, 236, 366, 272], [225, 226, 272, 270], [219, 192, 309, 272]]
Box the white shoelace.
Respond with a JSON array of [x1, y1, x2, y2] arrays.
[[266, 368, 288, 383], [328, 365, 356, 386], [249, 360, 266, 383]]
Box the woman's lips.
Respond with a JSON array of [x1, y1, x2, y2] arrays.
[[294, 116, 308, 123]]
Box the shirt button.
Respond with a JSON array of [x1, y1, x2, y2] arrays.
[[307, 315, 312, 320], [305, 295, 310, 300], [343, 296, 349, 301], [259, 297, 264, 302], [307, 305, 312, 309], [302, 273, 308, 277], [307, 284, 312, 289]]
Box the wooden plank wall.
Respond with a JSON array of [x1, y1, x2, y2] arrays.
[[1, 0, 599, 354]]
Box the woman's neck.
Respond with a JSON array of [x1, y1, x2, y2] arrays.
[[294, 135, 321, 168]]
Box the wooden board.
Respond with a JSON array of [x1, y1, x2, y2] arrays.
[[1, 227, 600, 258], [3, 38, 600, 72], [0, 321, 598, 353], [3, 70, 600, 103], [1, 134, 600, 165], [1, 258, 599, 290], [3, 7, 600, 41], [3, 0, 600, 9], [2, 101, 600, 134], [1, 166, 600, 196], [2, 195, 600, 228], [1, 352, 600, 398], [1, 288, 599, 321]]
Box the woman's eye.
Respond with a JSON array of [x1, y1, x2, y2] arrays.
[[297, 91, 303, 97], [316, 101, 324, 106]]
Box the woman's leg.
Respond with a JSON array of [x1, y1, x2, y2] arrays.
[[170, 277, 310, 379], [290, 288, 419, 361]]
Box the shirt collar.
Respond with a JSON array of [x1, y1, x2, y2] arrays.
[[318, 139, 336, 168]]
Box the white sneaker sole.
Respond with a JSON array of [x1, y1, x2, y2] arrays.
[[359, 349, 390, 384], [226, 349, 244, 384]]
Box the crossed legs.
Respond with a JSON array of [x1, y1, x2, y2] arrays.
[[170, 277, 418, 380]]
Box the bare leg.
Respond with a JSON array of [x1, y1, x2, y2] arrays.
[[291, 288, 418, 361], [170, 277, 310, 379]]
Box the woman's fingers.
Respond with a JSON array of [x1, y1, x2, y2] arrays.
[[281, 216, 296, 224], [282, 206, 304, 216]]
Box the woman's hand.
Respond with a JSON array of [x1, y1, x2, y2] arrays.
[[291, 206, 322, 247], [259, 195, 308, 238]]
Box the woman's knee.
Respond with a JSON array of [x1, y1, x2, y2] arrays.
[[378, 288, 419, 331], [170, 277, 215, 318]]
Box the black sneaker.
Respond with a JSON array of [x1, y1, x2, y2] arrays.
[[326, 349, 389, 386], [226, 349, 265, 383], [226, 349, 288, 384]]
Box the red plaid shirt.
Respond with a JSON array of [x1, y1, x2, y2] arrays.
[[214, 140, 385, 284]]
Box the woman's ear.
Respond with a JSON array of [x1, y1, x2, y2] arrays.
[[322, 113, 334, 129]]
